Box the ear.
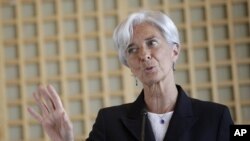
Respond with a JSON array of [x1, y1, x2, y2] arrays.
[[171, 43, 181, 62]]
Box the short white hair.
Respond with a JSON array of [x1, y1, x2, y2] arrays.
[[113, 10, 180, 67]]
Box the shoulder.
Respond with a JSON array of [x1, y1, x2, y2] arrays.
[[176, 85, 230, 116], [188, 98, 234, 133], [98, 103, 133, 117], [190, 97, 230, 117], [191, 98, 227, 110]]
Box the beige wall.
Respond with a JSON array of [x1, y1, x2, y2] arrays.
[[0, 0, 249, 140]]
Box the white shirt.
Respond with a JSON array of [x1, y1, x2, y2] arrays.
[[147, 111, 174, 141]]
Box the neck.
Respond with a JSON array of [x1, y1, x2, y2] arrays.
[[143, 80, 178, 114]]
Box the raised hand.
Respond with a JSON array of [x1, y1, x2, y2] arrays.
[[27, 85, 74, 141]]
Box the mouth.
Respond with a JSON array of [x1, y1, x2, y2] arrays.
[[144, 66, 156, 73], [145, 66, 154, 70]]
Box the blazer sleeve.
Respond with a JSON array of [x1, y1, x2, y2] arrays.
[[217, 107, 234, 141], [86, 109, 106, 141]]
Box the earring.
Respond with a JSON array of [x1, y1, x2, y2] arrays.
[[135, 78, 138, 86], [173, 62, 176, 71]]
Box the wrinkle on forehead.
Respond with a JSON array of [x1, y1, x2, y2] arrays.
[[131, 22, 166, 44]]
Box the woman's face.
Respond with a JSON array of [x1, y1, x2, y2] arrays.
[[126, 22, 179, 86]]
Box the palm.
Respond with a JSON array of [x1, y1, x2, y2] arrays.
[[28, 85, 73, 141]]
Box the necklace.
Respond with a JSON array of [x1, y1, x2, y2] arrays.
[[158, 113, 167, 124], [157, 111, 174, 124], [160, 118, 165, 124]]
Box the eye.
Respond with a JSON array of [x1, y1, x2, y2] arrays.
[[127, 47, 138, 54], [147, 39, 159, 47]]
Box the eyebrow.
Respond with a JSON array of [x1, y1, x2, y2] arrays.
[[127, 43, 135, 49], [145, 36, 157, 41]]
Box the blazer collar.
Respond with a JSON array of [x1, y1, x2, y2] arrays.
[[164, 85, 198, 141], [121, 91, 155, 141], [121, 85, 197, 141]]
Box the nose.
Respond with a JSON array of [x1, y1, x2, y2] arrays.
[[139, 47, 151, 61]]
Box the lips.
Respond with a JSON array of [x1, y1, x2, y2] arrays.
[[145, 66, 154, 70], [144, 66, 156, 73]]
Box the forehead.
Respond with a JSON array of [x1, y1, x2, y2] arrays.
[[132, 22, 163, 40], [133, 22, 160, 33]]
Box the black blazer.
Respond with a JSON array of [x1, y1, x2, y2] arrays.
[[86, 85, 233, 141]]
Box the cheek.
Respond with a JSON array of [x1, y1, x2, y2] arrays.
[[155, 49, 172, 67], [127, 58, 140, 72]]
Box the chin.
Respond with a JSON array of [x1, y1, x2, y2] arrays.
[[145, 74, 167, 85], [143, 77, 161, 86]]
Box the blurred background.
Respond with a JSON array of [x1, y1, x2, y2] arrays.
[[0, 0, 249, 140]]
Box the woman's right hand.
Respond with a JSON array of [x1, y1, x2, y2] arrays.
[[27, 85, 74, 141]]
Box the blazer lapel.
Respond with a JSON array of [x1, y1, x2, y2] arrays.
[[121, 116, 155, 141], [121, 92, 155, 141], [121, 117, 142, 140], [164, 85, 198, 141]]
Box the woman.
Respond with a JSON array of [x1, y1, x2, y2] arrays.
[[28, 10, 233, 141]]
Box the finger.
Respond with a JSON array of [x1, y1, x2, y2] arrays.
[[47, 85, 64, 110], [61, 112, 74, 140], [33, 92, 49, 115], [62, 112, 73, 130], [39, 86, 55, 111], [27, 107, 42, 122]]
